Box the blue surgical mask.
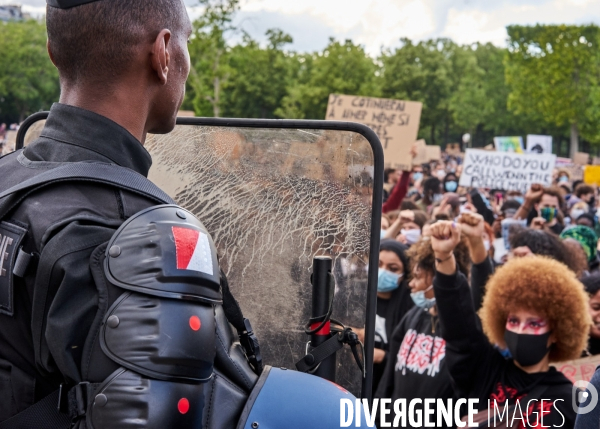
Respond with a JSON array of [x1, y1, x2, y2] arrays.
[[513, 197, 524, 205], [433, 193, 443, 203], [445, 181, 458, 192], [380, 229, 387, 239], [412, 172, 423, 182], [410, 285, 435, 309], [378, 268, 402, 292], [559, 176, 569, 183]]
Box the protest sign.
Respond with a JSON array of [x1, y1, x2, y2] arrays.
[[526, 135, 552, 154], [326, 94, 422, 170], [574, 152, 590, 165], [412, 139, 428, 165], [494, 136, 524, 153], [584, 166, 600, 186], [426, 145, 441, 161], [446, 143, 461, 156], [557, 354, 600, 384], [459, 149, 556, 193]]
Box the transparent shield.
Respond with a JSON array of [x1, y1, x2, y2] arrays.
[[16, 116, 382, 398], [146, 124, 378, 396]]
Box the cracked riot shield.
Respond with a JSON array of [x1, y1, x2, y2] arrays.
[[17, 116, 383, 399]]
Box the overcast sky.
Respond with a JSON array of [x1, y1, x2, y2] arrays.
[[11, 0, 600, 55]]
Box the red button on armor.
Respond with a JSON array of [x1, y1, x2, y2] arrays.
[[178, 398, 190, 414], [189, 315, 201, 331]]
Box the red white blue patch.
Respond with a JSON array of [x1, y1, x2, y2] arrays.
[[172, 226, 213, 275]]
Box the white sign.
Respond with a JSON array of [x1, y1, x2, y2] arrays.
[[459, 149, 556, 192], [527, 135, 553, 154]]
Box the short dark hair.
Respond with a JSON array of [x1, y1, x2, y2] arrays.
[[383, 168, 396, 183], [47, 0, 185, 83], [509, 228, 578, 273], [576, 184, 595, 198], [582, 273, 600, 296], [542, 186, 565, 209]]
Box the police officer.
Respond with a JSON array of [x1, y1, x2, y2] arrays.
[[0, 0, 214, 427]]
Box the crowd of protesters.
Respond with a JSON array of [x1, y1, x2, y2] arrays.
[[370, 148, 600, 428]]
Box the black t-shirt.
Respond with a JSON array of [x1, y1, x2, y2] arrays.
[[375, 306, 455, 428]]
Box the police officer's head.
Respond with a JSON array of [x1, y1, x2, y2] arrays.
[[46, 0, 192, 134]]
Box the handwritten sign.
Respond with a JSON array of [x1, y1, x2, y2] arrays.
[[326, 94, 422, 170], [494, 136, 524, 153], [459, 149, 556, 192], [574, 152, 590, 166], [426, 145, 441, 161], [526, 135, 552, 154], [557, 354, 600, 384], [413, 139, 428, 165]]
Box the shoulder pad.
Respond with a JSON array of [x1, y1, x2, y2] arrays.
[[104, 205, 221, 304]]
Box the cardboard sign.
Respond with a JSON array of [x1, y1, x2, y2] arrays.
[[426, 145, 441, 161], [446, 143, 461, 156], [412, 139, 428, 165], [526, 135, 553, 154], [574, 152, 590, 166], [557, 354, 600, 384], [326, 94, 422, 171], [584, 166, 600, 186], [459, 149, 556, 192], [494, 136, 524, 153]]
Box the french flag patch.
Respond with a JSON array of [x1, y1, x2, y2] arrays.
[[172, 226, 214, 275]]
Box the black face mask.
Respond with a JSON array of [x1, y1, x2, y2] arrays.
[[504, 330, 551, 367]]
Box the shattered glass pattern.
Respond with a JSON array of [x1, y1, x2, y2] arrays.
[[150, 126, 375, 396]]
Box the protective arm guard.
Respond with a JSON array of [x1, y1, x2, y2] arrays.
[[86, 205, 221, 428]]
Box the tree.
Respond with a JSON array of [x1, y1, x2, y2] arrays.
[[379, 38, 470, 146], [0, 20, 59, 123], [221, 29, 294, 118], [276, 38, 379, 119], [186, 0, 240, 117], [506, 24, 600, 156]]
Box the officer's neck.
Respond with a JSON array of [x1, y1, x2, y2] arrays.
[[59, 83, 150, 144]]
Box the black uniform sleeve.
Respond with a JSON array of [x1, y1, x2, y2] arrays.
[[433, 269, 501, 394], [374, 314, 408, 399], [33, 220, 117, 385], [470, 257, 494, 312]]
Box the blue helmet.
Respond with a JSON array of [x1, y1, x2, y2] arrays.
[[237, 366, 374, 429]]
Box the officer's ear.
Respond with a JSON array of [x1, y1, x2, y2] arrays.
[[47, 39, 57, 68], [151, 29, 171, 85]]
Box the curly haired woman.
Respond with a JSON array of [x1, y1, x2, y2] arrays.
[[430, 220, 590, 428]]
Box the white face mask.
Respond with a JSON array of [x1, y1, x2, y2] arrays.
[[571, 209, 586, 221], [401, 228, 421, 245], [436, 170, 446, 180]]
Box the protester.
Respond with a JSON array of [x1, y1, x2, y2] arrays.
[[375, 233, 471, 428], [581, 274, 600, 355], [431, 221, 590, 428], [515, 184, 565, 234], [560, 225, 600, 271], [416, 177, 442, 213], [371, 239, 414, 395]]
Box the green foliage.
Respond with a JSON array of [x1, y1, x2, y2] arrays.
[[506, 24, 600, 144], [276, 38, 379, 119], [2, 12, 600, 154], [0, 20, 59, 123]]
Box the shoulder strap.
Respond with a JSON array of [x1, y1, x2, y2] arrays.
[[0, 162, 175, 220], [0, 389, 69, 429]]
